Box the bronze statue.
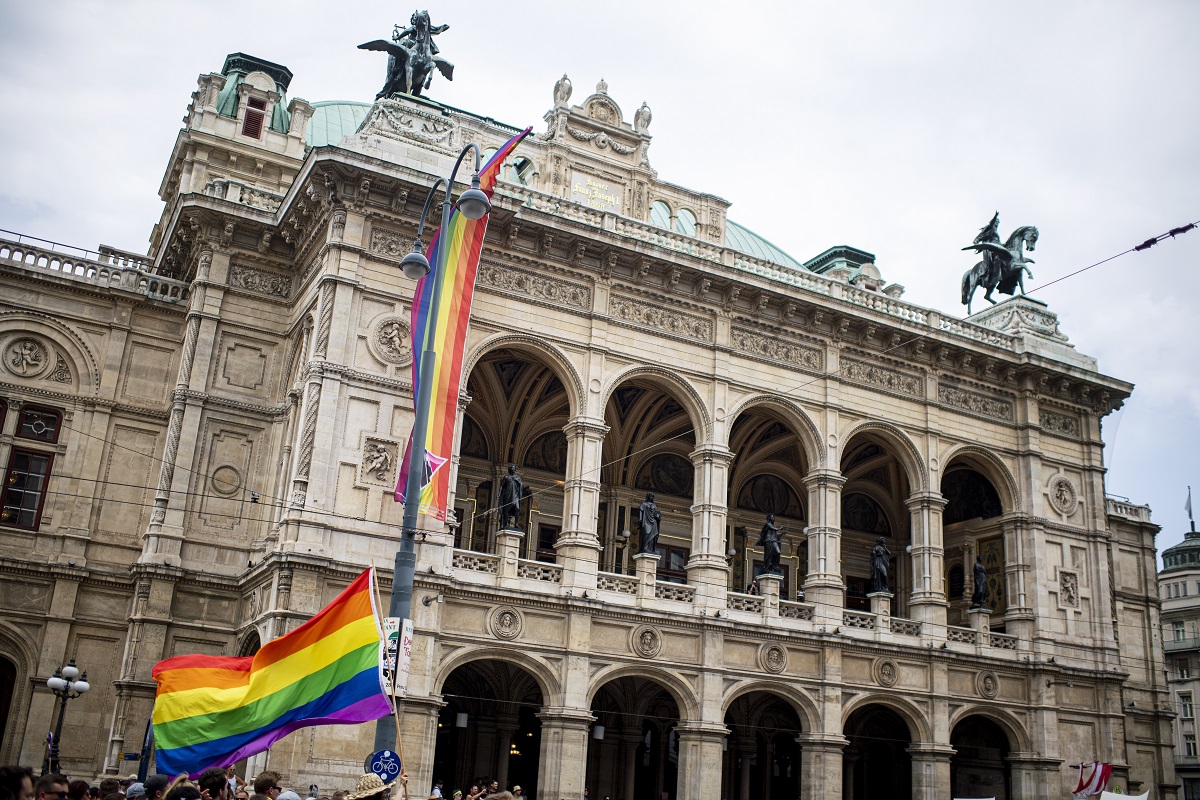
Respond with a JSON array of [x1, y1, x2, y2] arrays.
[[870, 536, 892, 594], [961, 212, 1039, 313], [358, 10, 454, 99], [971, 555, 989, 607], [757, 514, 783, 574], [497, 464, 523, 530], [637, 492, 662, 554]]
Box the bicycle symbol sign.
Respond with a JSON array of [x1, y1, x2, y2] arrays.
[[367, 749, 401, 782]]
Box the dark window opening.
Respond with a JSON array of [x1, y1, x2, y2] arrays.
[[242, 96, 266, 138], [17, 405, 61, 443], [1, 448, 53, 529]]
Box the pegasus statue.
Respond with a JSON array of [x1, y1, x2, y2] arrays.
[[358, 10, 454, 99]]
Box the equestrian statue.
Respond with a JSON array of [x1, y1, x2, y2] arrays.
[[960, 212, 1039, 314], [359, 10, 454, 99]]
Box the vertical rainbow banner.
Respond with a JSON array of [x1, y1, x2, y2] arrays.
[[395, 127, 532, 519]]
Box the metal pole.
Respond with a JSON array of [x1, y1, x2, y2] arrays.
[[50, 692, 67, 773]]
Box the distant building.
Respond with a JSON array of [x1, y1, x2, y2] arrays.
[[0, 49, 1179, 799], [1161, 523, 1200, 799]]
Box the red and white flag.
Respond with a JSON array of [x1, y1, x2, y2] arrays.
[[1072, 762, 1112, 796]]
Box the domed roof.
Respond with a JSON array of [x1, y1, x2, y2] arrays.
[[1162, 530, 1200, 572], [724, 220, 805, 270]]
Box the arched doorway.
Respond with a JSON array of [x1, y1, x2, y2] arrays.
[[726, 407, 810, 598], [588, 675, 681, 800], [843, 704, 912, 800], [941, 459, 1007, 628], [0, 655, 16, 754], [723, 691, 803, 800], [434, 660, 544, 796], [950, 715, 1011, 799]]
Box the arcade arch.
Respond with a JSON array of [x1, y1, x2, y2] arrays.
[[587, 672, 683, 800], [940, 449, 1010, 627], [722, 690, 805, 800], [950, 714, 1013, 799]]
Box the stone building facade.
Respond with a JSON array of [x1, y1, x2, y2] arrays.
[[1160, 526, 1200, 799], [0, 52, 1178, 799]]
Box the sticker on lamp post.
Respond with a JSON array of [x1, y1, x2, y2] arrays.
[[381, 618, 414, 698]]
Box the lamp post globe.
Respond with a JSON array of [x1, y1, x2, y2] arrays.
[[454, 175, 491, 220], [399, 241, 431, 281], [45, 659, 89, 774]]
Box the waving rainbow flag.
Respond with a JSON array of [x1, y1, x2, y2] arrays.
[[395, 126, 532, 519], [150, 568, 389, 775]]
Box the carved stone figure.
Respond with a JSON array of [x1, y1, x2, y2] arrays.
[[971, 555, 989, 607], [870, 536, 892, 594], [634, 102, 652, 133], [9, 339, 44, 375], [553, 73, 572, 107], [359, 10, 454, 99], [757, 513, 782, 574], [497, 464, 523, 530], [637, 491, 662, 554], [960, 213, 1039, 313], [363, 442, 393, 481]]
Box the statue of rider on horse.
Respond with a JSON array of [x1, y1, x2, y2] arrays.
[[359, 10, 454, 99], [960, 212, 1039, 314]]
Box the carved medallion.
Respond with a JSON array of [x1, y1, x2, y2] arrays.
[[369, 315, 413, 367], [210, 465, 243, 496], [976, 670, 1000, 699], [873, 657, 899, 687], [489, 606, 524, 640], [1048, 476, 1078, 515], [7, 337, 48, 378], [758, 642, 788, 674], [631, 625, 662, 658]]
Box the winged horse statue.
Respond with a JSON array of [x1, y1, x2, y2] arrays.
[[358, 10, 454, 99]]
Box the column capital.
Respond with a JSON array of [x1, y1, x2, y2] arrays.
[[674, 721, 729, 741], [906, 742, 956, 759], [795, 733, 849, 749], [905, 490, 948, 511], [803, 468, 847, 489], [563, 417, 610, 438], [689, 443, 735, 465], [535, 706, 595, 726]]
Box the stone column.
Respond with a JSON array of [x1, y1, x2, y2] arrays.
[[537, 708, 593, 800], [1006, 753, 1063, 800], [397, 696, 444, 793], [1002, 518, 1035, 640], [796, 735, 847, 800], [621, 731, 639, 800], [905, 491, 948, 630], [737, 734, 755, 800], [557, 418, 608, 590], [687, 444, 735, 609], [495, 718, 519, 789], [675, 723, 728, 800], [802, 469, 846, 619], [908, 744, 954, 800]]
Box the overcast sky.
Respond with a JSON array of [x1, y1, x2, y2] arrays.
[[1, 1, 1196, 562]]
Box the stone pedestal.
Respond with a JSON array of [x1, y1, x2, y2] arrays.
[[868, 591, 893, 633], [496, 527, 524, 588], [634, 552, 660, 601], [968, 606, 992, 636], [757, 572, 781, 617]]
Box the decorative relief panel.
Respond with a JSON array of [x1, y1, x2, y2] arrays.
[[1040, 410, 1080, 438], [609, 294, 713, 342], [841, 356, 921, 397], [367, 315, 413, 367], [477, 262, 590, 310], [489, 605, 524, 640], [730, 327, 822, 371], [359, 101, 455, 147], [229, 264, 292, 299], [50, 354, 71, 383], [873, 657, 899, 687], [631, 625, 663, 658], [221, 343, 268, 391], [1059, 569, 1080, 608], [937, 382, 1015, 422], [368, 227, 409, 259], [360, 439, 396, 485], [7, 337, 47, 377], [758, 642, 788, 674], [1049, 476, 1079, 516], [976, 670, 1000, 699]]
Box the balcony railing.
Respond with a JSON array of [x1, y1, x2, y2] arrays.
[[1165, 636, 1200, 652]]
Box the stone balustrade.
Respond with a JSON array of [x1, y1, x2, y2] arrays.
[[1, 235, 189, 303], [1106, 496, 1152, 522]]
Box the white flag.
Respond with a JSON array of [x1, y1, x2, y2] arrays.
[[1187, 486, 1193, 519]]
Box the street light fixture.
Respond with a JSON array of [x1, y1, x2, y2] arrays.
[[45, 659, 89, 773], [374, 142, 490, 753]]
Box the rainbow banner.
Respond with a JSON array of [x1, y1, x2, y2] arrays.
[[395, 126, 532, 519], [150, 568, 390, 775]]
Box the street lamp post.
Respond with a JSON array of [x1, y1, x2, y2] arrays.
[[45, 659, 89, 774], [373, 142, 491, 753]]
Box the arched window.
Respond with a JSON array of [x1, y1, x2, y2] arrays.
[[674, 208, 697, 237], [510, 157, 535, 185], [650, 200, 671, 229]]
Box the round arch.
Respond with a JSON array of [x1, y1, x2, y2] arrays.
[[600, 365, 712, 443], [0, 310, 101, 393], [724, 393, 826, 469], [938, 444, 1022, 513], [587, 662, 700, 722], [947, 704, 1029, 752], [840, 693, 933, 743], [462, 333, 585, 420], [433, 645, 562, 707], [0, 621, 37, 764], [839, 420, 927, 492], [721, 679, 819, 733]]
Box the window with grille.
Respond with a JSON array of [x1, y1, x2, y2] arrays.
[[1187, 734, 1197, 757], [1, 448, 53, 529], [17, 405, 60, 442], [242, 96, 266, 138], [1182, 693, 1194, 719]]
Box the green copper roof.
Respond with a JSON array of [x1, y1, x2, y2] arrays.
[[724, 220, 805, 270], [306, 101, 372, 147]]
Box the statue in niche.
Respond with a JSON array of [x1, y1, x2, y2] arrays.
[[497, 464, 524, 530], [359, 10, 454, 99], [757, 514, 783, 574], [634, 102, 652, 133], [971, 555, 989, 607], [960, 211, 1039, 313], [637, 492, 662, 554], [870, 536, 892, 594], [553, 73, 572, 106]]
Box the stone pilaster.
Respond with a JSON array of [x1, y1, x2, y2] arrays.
[[908, 743, 954, 800], [556, 418, 608, 590], [686, 443, 734, 608], [675, 722, 728, 800], [906, 490, 949, 629], [1007, 753, 1063, 800], [796, 735, 847, 800], [802, 469, 846, 617], [536, 707, 593, 800]]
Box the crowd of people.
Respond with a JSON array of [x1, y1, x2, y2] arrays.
[[0, 765, 529, 800]]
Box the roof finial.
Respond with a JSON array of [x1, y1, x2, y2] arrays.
[[596, 77, 608, 95]]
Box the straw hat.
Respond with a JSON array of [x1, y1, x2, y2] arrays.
[[344, 775, 394, 800]]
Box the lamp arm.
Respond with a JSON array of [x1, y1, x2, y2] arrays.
[[413, 177, 448, 240], [447, 142, 485, 189]]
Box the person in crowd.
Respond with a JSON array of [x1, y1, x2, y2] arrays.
[[430, 782, 442, 800], [142, 777, 171, 800], [343, 773, 408, 800], [251, 776, 280, 800], [125, 785, 145, 800], [0, 767, 34, 800], [98, 781, 121, 799], [163, 784, 200, 800], [67, 781, 89, 800], [197, 769, 230, 800], [35, 775, 69, 800]]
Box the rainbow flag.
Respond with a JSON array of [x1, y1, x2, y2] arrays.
[[150, 568, 390, 775], [395, 126, 532, 519]]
